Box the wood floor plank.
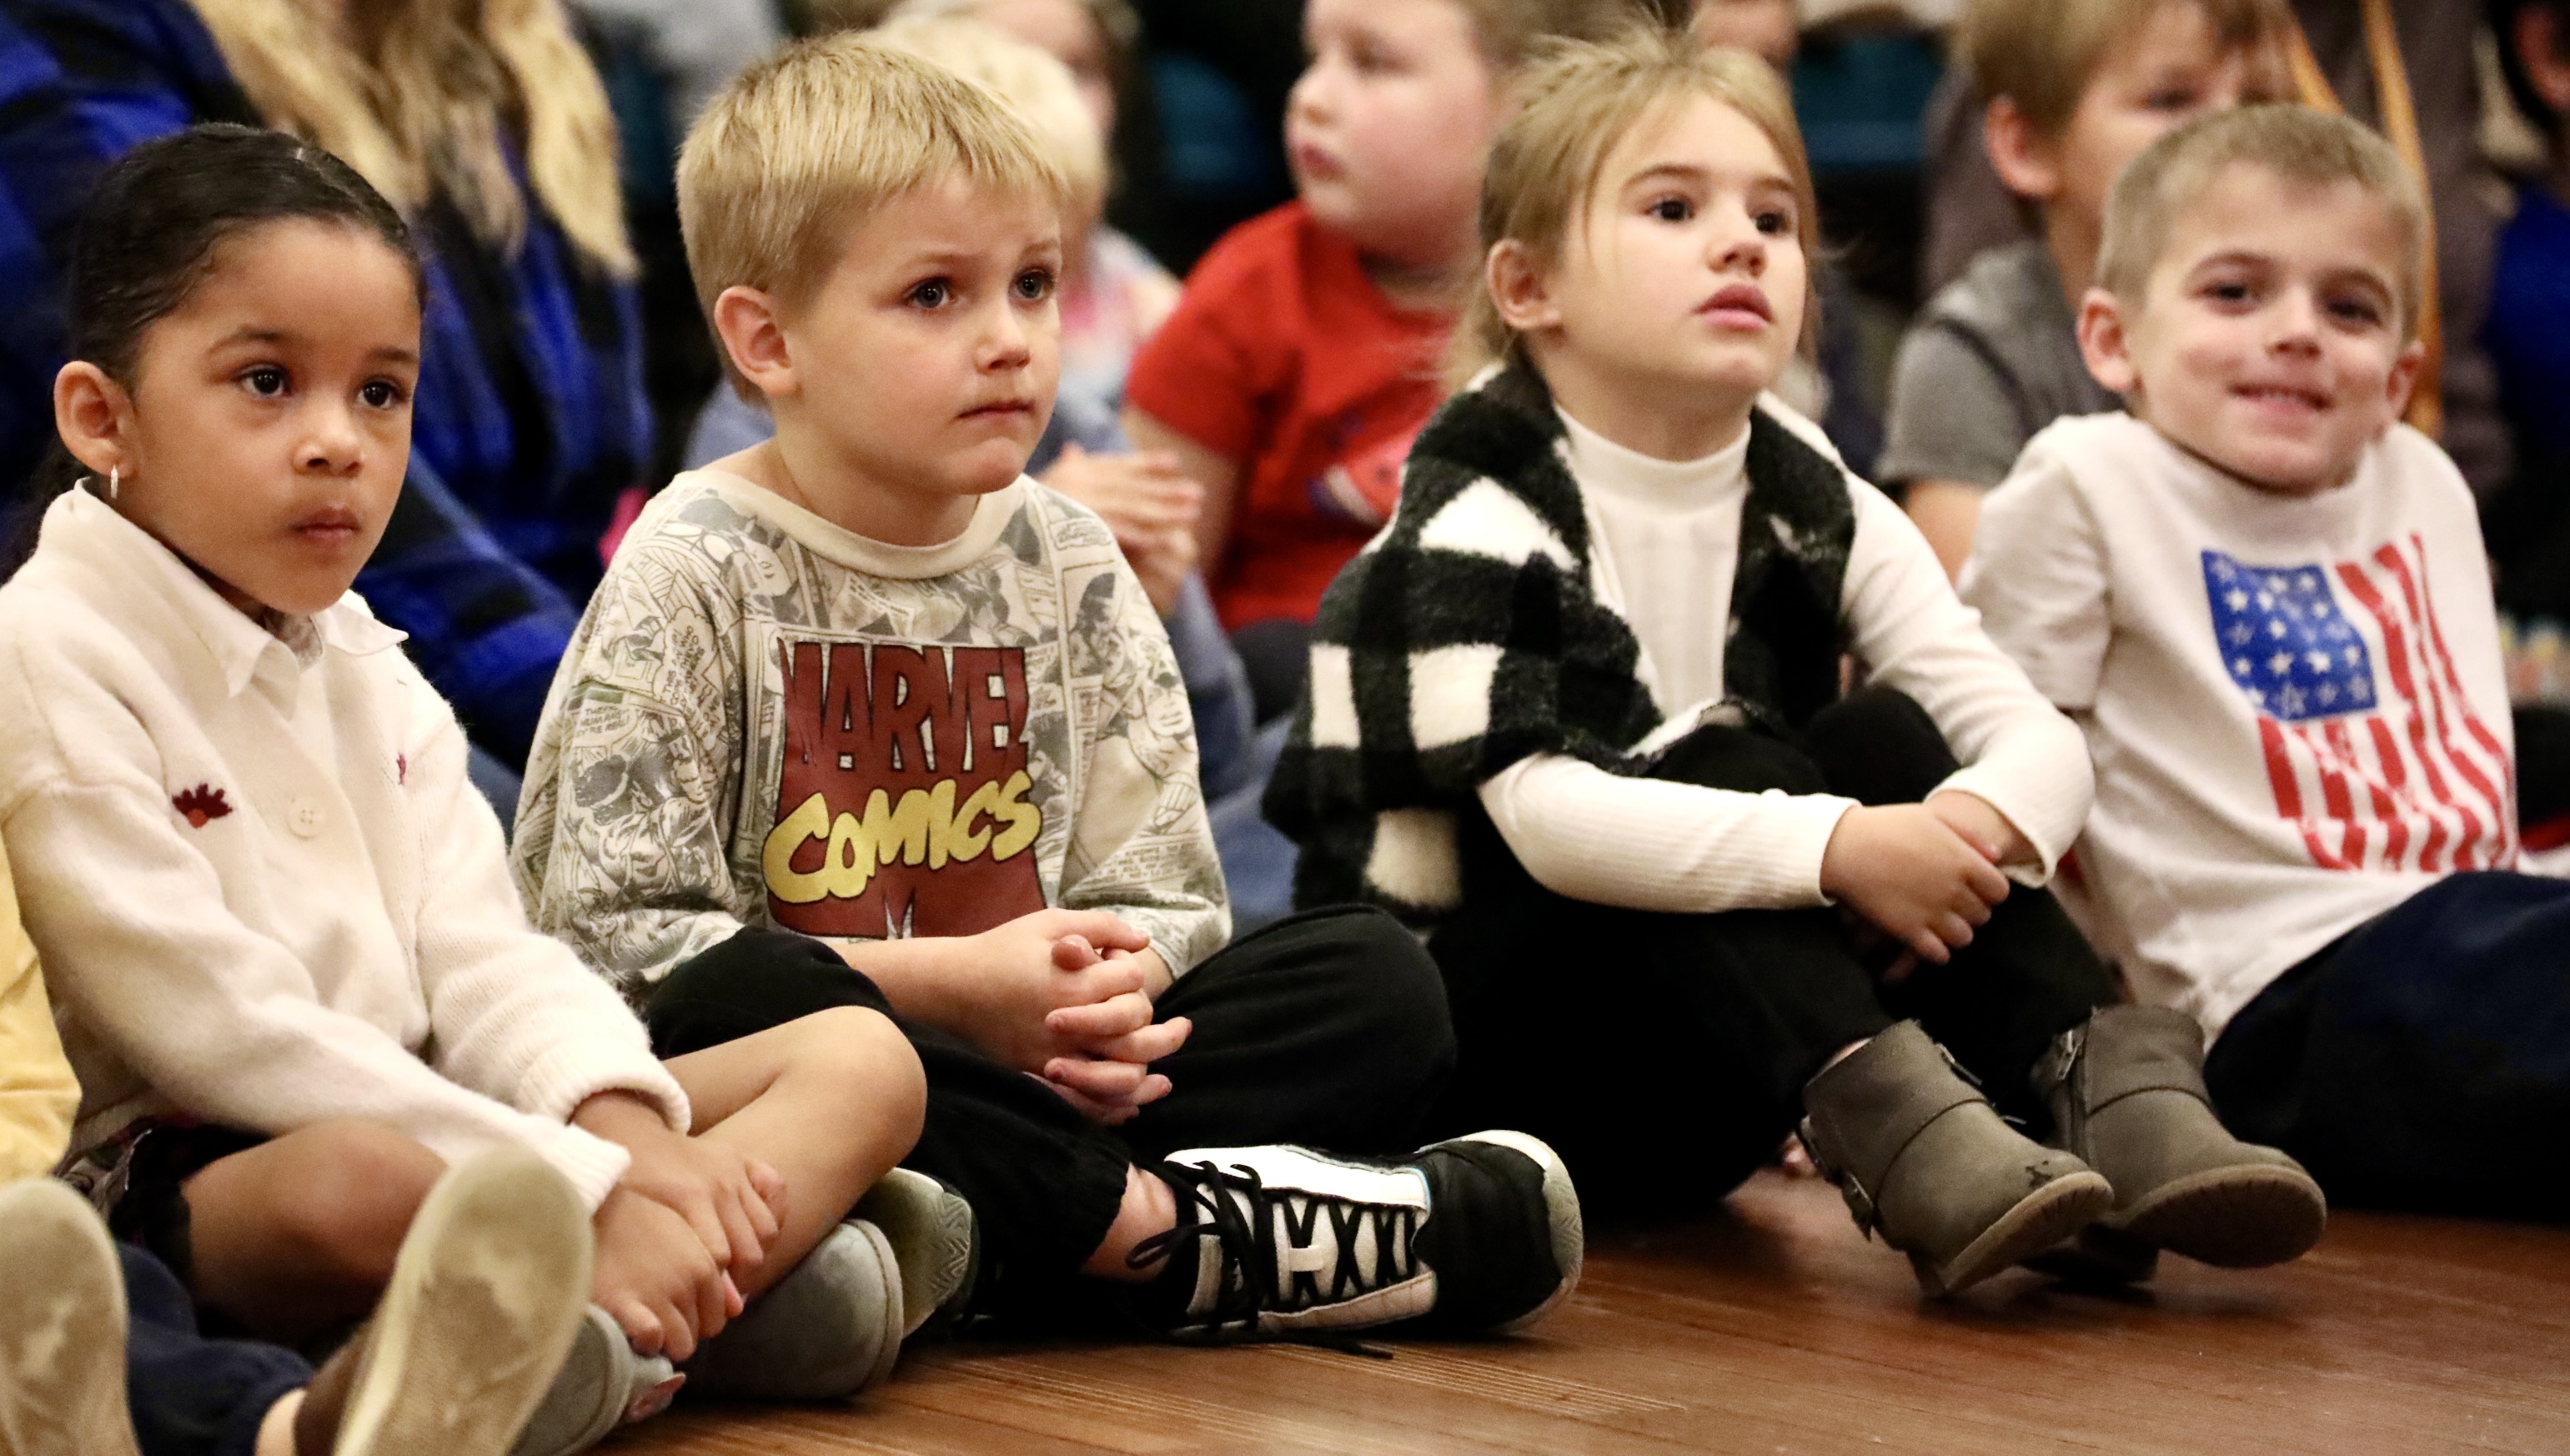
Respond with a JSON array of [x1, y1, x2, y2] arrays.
[[610, 1173, 2570, 1456]]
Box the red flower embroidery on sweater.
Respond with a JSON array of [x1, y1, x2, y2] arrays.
[[172, 786, 232, 829], [397, 753, 408, 786]]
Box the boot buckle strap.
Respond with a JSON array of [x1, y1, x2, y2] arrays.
[[1839, 1175, 1880, 1239], [1801, 1120, 1881, 1239], [1935, 1041, 1984, 1089]]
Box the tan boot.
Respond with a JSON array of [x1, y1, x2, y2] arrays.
[[1800, 1022, 2113, 1297], [2035, 1006, 2325, 1270]]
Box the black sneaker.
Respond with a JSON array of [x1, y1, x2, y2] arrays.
[[1137, 1131, 1582, 1343]]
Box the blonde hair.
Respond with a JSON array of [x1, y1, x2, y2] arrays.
[[679, 33, 1072, 393], [1959, 0, 2292, 138], [188, 0, 631, 274], [1453, 23, 1820, 385], [2097, 103, 2428, 338], [874, 16, 1108, 221], [1451, 0, 1627, 68]]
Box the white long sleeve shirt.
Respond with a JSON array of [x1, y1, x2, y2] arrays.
[[1478, 404, 2095, 914], [1965, 414, 2513, 1035], [0, 490, 688, 1207]]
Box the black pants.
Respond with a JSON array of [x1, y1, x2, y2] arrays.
[[2207, 871, 2570, 1220], [1426, 688, 2116, 1214], [645, 906, 1454, 1319]]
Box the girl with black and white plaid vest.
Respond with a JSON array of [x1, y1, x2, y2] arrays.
[[1268, 27, 2326, 1297]]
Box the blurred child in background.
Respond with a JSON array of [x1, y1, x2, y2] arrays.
[[1123, 0, 1599, 720], [1882, 0, 2286, 578], [2485, 0, 2570, 630]]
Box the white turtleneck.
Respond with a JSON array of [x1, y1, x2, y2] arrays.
[[1474, 403, 2093, 914]]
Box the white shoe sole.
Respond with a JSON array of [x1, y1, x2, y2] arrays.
[[0, 1179, 138, 1456], [1450, 1131, 1584, 1335], [334, 1147, 594, 1456]]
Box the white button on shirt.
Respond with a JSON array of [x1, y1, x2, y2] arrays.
[[0, 490, 687, 1207]]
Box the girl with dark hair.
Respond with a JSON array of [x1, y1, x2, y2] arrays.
[[0, 0, 655, 771], [0, 124, 942, 1456]]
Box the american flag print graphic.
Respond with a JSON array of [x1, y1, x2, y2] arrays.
[[2202, 541, 2516, 874]]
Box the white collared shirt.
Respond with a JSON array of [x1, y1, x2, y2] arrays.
[[0, 490, 686, 1206]]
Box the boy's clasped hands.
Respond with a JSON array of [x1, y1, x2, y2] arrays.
[[841, 908, 1192, 1128], [964, 909, 1192, 1126], [1820, 791, 2028, 977]]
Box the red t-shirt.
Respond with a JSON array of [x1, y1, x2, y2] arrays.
[[1126, 203, 1451, 629]]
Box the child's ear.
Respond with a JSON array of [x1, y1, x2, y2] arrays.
[[2384, 337, 2428, 420], [2075, 286, 2141, 396], [52, 361, 133, 480], [711, 285, 797, 401], [1982, 96, 2062, 203], [1487, 240, 1562, 334]]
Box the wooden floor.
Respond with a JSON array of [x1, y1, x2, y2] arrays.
[[613, 1172, 2570, 1455]]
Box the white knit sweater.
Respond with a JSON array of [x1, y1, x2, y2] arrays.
[[0, 490, 687, 1207]]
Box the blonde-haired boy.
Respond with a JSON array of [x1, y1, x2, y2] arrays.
[[516, 32, 1584, 1343], [1967, 106, 2566, 1222], [1884, 0, 2288, 577]]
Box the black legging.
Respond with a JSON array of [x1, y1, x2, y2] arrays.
[[1425, 687, 2116, 1215]]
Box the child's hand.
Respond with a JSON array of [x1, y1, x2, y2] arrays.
[[1042, 446, 1203, 614], [1042, 444, 1204, 545], [1925, 789, 2034, 869], [592, 1186, 740, 1362], [1820, 804, 2011, 967], [951, 908, 1157, 1072], [575, 1092, 786, 1278], [1038, 939, 1190, 1124]]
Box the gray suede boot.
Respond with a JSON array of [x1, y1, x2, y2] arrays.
[[1800, 1022, 2113, 1298], [2034, 1006, 2325, 1271]]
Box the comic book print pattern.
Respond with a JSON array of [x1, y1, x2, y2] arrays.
[[513, 479, 1227, 998]]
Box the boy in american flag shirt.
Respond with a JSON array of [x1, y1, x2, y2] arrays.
[[1969, 105, 2562, 1220]]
